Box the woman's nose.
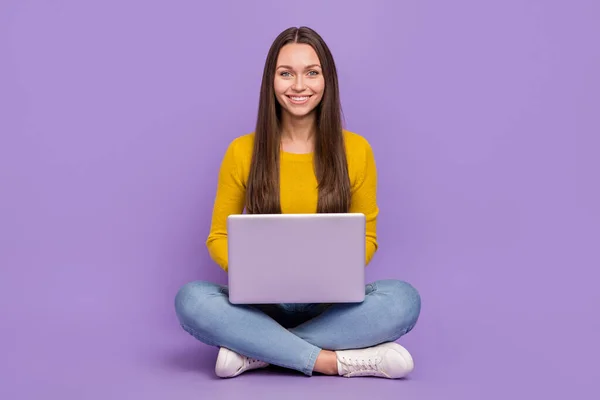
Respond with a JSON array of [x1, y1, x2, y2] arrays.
[[292, 76, 305, 91]]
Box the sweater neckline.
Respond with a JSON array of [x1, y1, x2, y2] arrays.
[[280, 150, 313, 162]]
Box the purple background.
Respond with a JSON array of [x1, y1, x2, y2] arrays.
[[1, 0, 599, 399]]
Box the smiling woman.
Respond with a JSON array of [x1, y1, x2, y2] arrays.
[[174, 26, 421, 380]]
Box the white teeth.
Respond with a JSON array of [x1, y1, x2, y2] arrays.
[[290, 96, 309, 101]]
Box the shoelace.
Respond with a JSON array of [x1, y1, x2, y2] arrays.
[[340, 356, 382, 375]]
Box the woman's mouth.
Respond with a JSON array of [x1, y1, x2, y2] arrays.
[[287, 95, 311, 105]]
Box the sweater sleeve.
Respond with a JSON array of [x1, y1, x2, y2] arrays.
[[205, 139, 246, 271], [350, 140, 379, 265]]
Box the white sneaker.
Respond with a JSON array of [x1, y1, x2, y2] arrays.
[[335, 342, 414, 378], [214, 347, 269, 378]]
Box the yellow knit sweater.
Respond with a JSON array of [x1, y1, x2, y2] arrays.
[[206, 130, 379, 271]]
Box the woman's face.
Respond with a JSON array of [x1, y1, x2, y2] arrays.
[[274, 43, 325, 119]]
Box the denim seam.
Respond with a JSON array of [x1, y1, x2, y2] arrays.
[[302, 345, 321, 376]]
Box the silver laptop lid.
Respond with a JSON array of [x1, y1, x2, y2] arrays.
[[227, 213, 365, 304]]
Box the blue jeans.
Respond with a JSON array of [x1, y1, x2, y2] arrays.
[[174, 279, 421, 376]]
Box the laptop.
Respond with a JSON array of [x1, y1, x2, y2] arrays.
[[227, 213, 366, 304]]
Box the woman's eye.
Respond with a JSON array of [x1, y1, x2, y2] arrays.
[[280, 71, 292, 77], [308, 70, 319, 76]]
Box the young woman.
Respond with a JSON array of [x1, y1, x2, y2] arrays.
[[174, 26, 421, 379]]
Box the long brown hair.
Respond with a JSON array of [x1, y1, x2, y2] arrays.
[[245, 26, 351, 214]]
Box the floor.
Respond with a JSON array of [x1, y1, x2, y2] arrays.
[[2, 297, 595, 400]]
